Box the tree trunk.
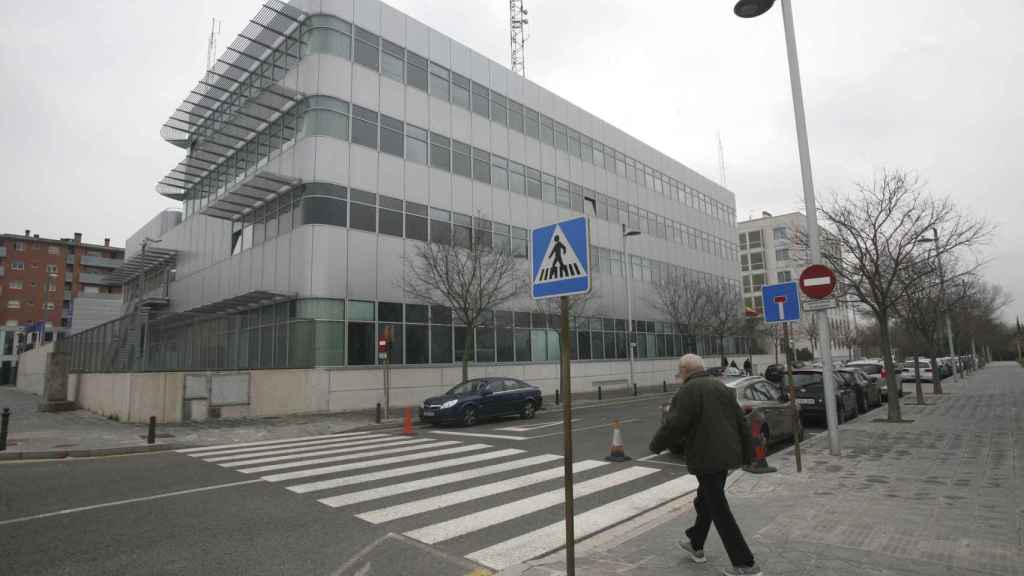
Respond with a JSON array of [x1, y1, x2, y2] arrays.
[[461, 323, 473, 384], [913, 354, 925, 405], [930, 348, 943, 395], [878, 315, 902, 421]]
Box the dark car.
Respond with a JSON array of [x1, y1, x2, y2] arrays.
[[837, 367, 883, 413], [420, 377, 542, 426], [792, 369, 858, 425]]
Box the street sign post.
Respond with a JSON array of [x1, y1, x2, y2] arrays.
[[761, 282, 801, 324], [799, 264, 837, 300], [803, 299, 837, 312], [531, 216, 591, 576]]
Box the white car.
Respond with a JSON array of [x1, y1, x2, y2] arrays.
[[899, 361, 934, 383]]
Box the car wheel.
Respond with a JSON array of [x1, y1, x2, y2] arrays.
[[462, 406, 479, 427], [520, 400, 536, 419]]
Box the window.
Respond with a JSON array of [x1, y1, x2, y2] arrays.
[[349, 189, 377, 233], [302, 15, 352, 60], [351, 105, 378, 149], [405, 201, 428, 241], [47, 246, 59, 255], [540, 114, 554, 145], [451, 72, 470, 110], [353, 27, 379, 71], [300, 183, 347, 227], [472, 148, 491, 184], [7, 300, 19, 309], [347, 300, 376, 365], [524, 107, 540, 139], [526, 167, 542, 199], [405, 124, 428, 164], [381, 38, 404, 82], [567, 127, 580, 158], [429, 132, 451, 172], [750, 252, 764, 270], [491, 156, 509, 190], [46, 264, 57, 274], [775, 248, 790, 262], [773, 226, 788, 240], [45, 302, 55, 311], [508, 101, 524, 133], [453, 213, 472, 248], [511, 226, 528, 258], [429, 61, 450, 101], [430, 207, 451, 244], [11, 261, 24, 270], [554, 122, 568, 152], [556, 178, 571, 208], [493, 222, 511, 253], [474, 217, 492, 249], [490, 91, 507, 126], [301, 96, 350, 140], [47, 281, 56, 292], [380, 114, 404, 157], [452, 140, 472, 178], [509, 161, 525, 195], [406, 51, 428, 91], [379, 195, 403, 237], [777, 270, 792, 282], [581, 135, 593, 163], [740, 253, 749, 272], [748, 230, 762, 249], [8, 281, 22, 290], [471, 81, 489, 117], [751, 273, 765, 292], [542, 172, 555, 203], [430, 305, 452, 363]]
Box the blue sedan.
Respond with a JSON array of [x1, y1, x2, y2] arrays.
[[420, 377, 543, 426]]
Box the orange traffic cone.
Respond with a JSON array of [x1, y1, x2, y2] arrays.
[[401, 407, 415, 436], [605, 419, 631, 462], [742, 411, 776, 474]]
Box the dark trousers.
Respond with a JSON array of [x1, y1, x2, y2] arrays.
[[685, 471, 755, 567]]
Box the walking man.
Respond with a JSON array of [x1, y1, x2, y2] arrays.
[[649, 354, 761, 576]]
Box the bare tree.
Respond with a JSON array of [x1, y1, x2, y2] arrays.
[[798, 313, 819, 356], [805, 169, 990, 421], [831, 315, 858, 360], [403, 234, 525, 383], [704, 278, 744, 358], [647, 269, 711, 352]]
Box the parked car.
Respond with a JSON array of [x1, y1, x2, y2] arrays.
[[837, 367, 883, 412], [791, 369, 858, 425], [420, 377, 542, 426], [899, 361, 934, 383], [845, 360, 903, 401], [660, 375, 799, 455], [763, 363, 786, 383]]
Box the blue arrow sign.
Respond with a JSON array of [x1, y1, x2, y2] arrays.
[[531, 216, 590, 299], [761, 282, 801, 324]]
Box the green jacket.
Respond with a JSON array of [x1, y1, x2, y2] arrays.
[[650, 371, 753, 474]]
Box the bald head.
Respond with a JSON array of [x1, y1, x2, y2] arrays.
[[678, 354, 705, 382]]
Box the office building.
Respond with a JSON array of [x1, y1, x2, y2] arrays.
[[63, 0, 741, 418]]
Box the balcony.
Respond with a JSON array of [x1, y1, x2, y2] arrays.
[[81, 255, 123, 269], [0, 246, 6, 257], [78, 272, 117, 286], [64, 290, 72, 300], [66, 255, 75, 264]]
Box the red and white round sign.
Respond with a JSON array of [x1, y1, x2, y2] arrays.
[[799, 264, 837, 300]]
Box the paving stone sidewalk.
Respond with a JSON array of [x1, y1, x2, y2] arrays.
[[501, 362, 1024, 576]]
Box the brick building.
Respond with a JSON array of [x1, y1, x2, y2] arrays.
[[0, 230, 124, 384]]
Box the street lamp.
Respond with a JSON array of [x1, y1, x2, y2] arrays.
[[735, 0, 841, 456], [622, 224, 641, 389], [916, 228, 960, 380]]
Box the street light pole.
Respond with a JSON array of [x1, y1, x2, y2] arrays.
[[622, 224, 640, 390]]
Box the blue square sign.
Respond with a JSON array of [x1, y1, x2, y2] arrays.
[[531, 217, 590, 299], [761, 282, 801, 324]]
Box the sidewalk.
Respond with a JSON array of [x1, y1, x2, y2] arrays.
[[502, 362, 1024, 576]]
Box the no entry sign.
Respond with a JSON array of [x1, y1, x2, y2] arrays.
[[799, 264, 837, 300]]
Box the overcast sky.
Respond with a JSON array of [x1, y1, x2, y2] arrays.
[[1, 0, 1021, 323]]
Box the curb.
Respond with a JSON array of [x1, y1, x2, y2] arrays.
[[0, 443, 188, 461]]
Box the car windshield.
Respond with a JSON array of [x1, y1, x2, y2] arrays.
[[792, 373, 823, 387], [447, 380, 482, 395]]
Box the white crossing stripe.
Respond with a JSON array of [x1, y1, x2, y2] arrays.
[[238, 441, 461, 475], [356, 460, 608, 523], [180, 432, 380, 457], [176, 430, 378, 454], [218, 437, 439, 468], [259, 443, 491, 483], [284, 448, 524, 494], [427, 431, 528, 441], [466, 475, 699, 570], [495, 419, 581, 432], [205, 435, 402, 463], [404, 466, 659, 545], [321, 454, 564, 510]]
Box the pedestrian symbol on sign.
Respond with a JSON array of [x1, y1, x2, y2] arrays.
[[535, 226, 584, 283]]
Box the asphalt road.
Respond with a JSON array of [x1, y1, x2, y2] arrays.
[[0, 389, 824, 576]]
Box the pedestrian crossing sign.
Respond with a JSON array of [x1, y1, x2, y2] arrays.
[[531, 216, 590, 299]]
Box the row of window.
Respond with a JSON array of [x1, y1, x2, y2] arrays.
[[197, 94, 737, 262], [5, 300, 57, 310], [0, 241, 61, 255], [227, 182, 737, 290], [65, 298, 741, 373], [299, 14, 735, 224]]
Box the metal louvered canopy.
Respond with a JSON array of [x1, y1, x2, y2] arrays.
[[200, 170, 302, 221], [105, 247, 177, 284], [153, 290, 296, 328]]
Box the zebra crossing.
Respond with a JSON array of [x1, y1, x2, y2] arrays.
[[177, 429, 696, 571]]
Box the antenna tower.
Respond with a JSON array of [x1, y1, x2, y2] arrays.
[[207, 18, 222, 71], [510, 0, 528, 76]]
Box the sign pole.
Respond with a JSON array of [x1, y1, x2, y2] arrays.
[[783, 321, 801, 472], [560, 295, 576, 576]]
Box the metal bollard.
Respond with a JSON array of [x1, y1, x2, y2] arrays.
[[633, 382, 638, 396], [555, 388, 560, 405], [598, 386, 602, 401], [147, 416, 156, 445], [376, 403, 381, 424], [1, 407, 10, 451], [663, 380, 667, 393]]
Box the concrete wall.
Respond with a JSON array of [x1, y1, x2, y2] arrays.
[[15, 342, 54, 395], [70, 294, 123, 335], [72, 372, 183, 423]]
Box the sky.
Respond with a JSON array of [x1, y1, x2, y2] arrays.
[[1, 0, 1021, 323]]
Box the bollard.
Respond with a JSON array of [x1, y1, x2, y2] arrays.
[[555, 388, 560, 405], [663, 380, 667, 393], [376, 403, 381, 424], [147, 416, 156, 445], [598, 386, 602, 401], [1, 407, 9, 451], [633, 382, 638, 396]]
